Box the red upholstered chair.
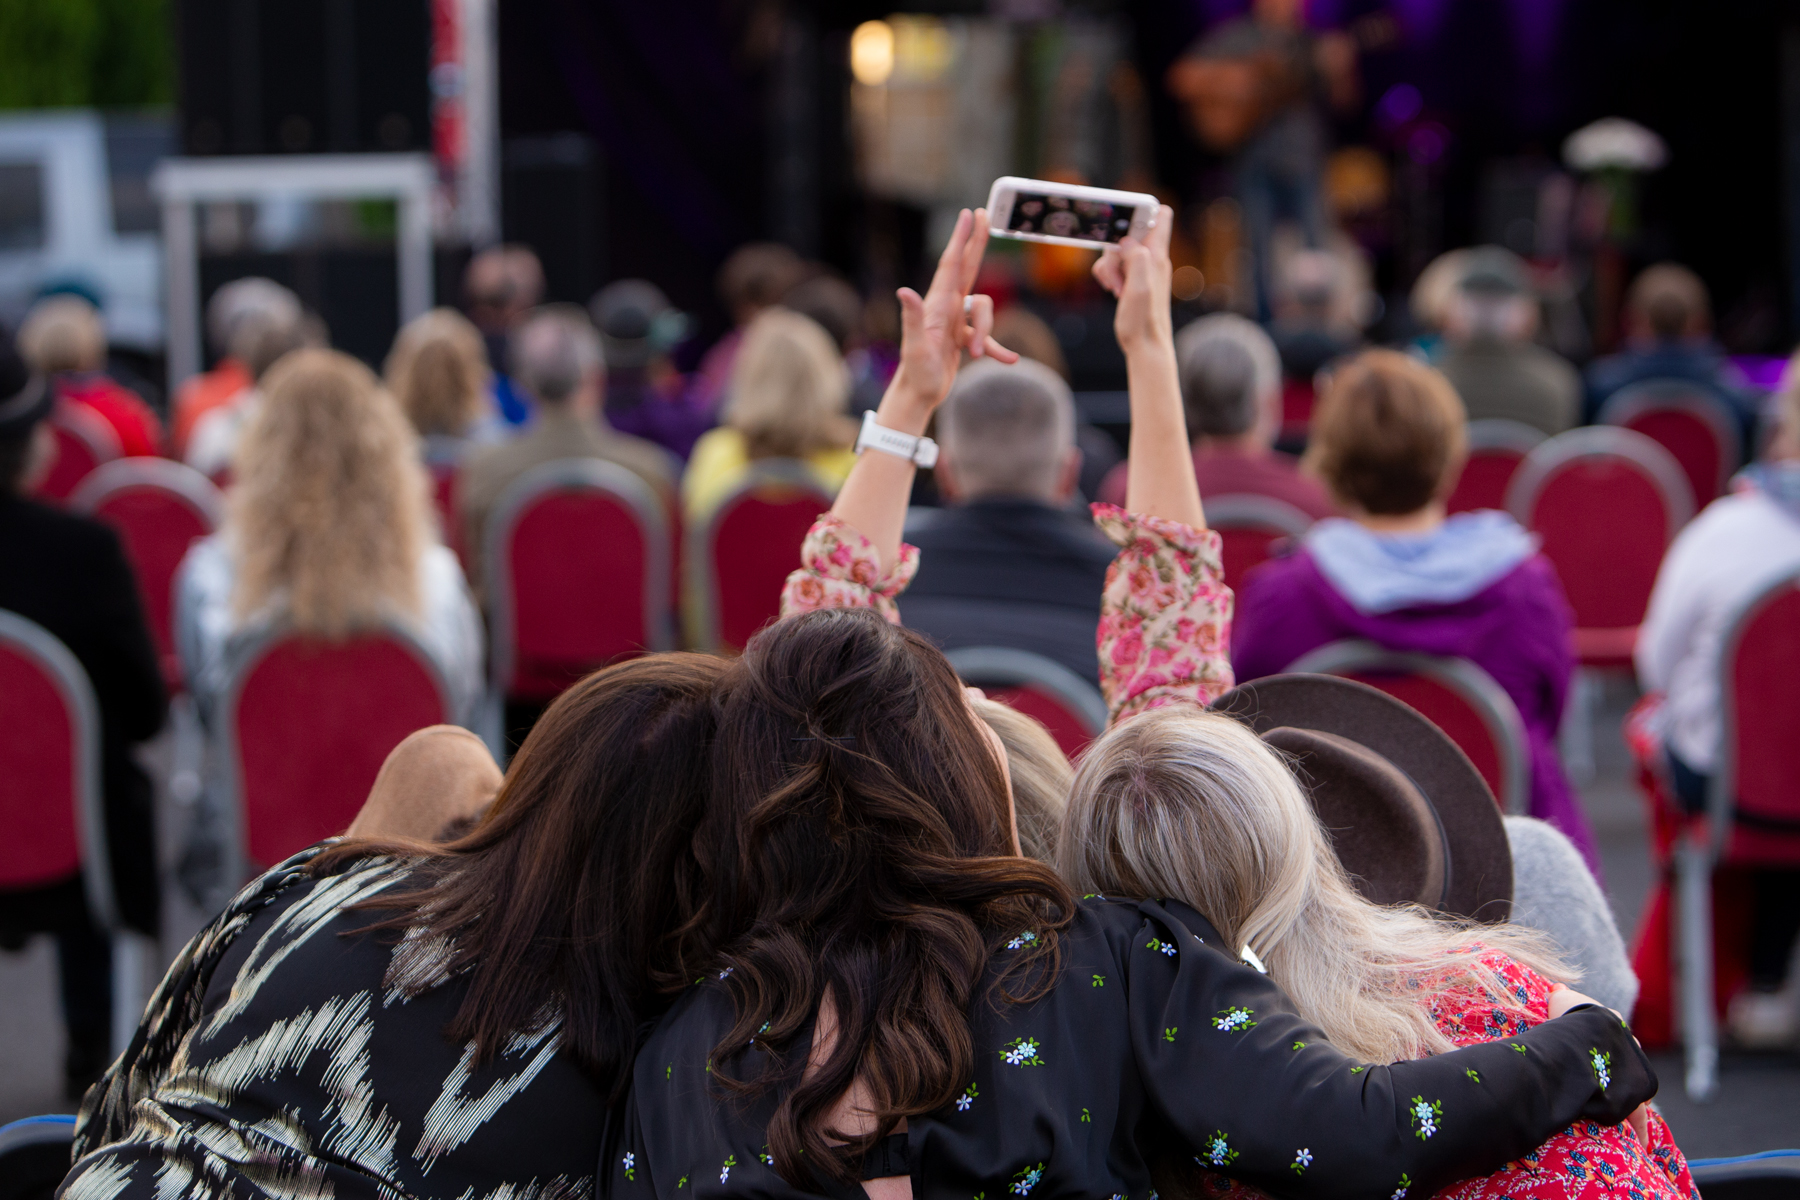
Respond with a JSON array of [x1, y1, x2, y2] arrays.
[[221, 624, 452, 880], [1203, 494, 1314, 592], [1289, 641, 1529, 815], [1671, 569, 1800, 1101], [1506, 427, 1693, 669], [1279, 377, 1316, 445], [71, 459, 223, 692], [690, 460, 835, 653], [1446, 419, 1546, 515], [945, 646, 1108, 758], [428, 460, 462, 565], [1599, 379, 1742, 509], [485, 459, 673, 705], [34, 399, 121, 504], [0, 610, 145, 1054]]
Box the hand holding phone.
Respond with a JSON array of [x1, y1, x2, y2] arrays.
[[1092, 204, 1176, 357], [986, 177, 1160, 250]]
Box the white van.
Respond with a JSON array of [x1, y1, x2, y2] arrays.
[[0, 109, 172, 352]]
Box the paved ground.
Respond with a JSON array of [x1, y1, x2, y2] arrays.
[[4, 679, 1797, 1158]]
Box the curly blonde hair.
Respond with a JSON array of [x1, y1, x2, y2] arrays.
[[384, 308, 491, 437], [228, 348, 429, 635]]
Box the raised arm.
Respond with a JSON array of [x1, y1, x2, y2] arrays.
[[781, 208, 1017, 622]]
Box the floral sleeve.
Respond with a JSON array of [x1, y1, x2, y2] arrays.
[[779, 513, 920, 625], [1093, 503, 1234, 724]]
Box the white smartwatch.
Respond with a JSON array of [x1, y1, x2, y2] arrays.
[[855, 410, 939, 468]]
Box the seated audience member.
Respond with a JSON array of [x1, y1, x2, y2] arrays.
[[1406, 247, 1473, 361], [1063, 707, 1688, 1199], [1098, 313, 1337, 519], [177, 349, 483, 727], [1232, 350, 1596, 868], [784, 271, 888, 416], [184, 304, 312, 480], [1505, 815, 1639, 1018], [171, 277, 301, 458], [590, 279, 712, 462], [1268, 248, 1361, 382], [18, 295, 163, 457], [464, 244, 546, 428], [1435, 247, 1580, 437], [384, 307, 503, 468], [619, 209, 1654, 1200], [459, 305, 677, 593], [897, 357, 1117, 684], [692, 241, 806, 412], [681, 308, 856, 522], [991, 303, 1123, 500], [1635, 359, 1800, 1047], [1585, 263, 1758, 439], [0, 346, 165, 1098]]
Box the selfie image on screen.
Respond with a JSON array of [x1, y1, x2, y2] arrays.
[[1007, 192, 1136, 243]]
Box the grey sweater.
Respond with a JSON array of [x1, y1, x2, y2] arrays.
[[1505, 815, 1639, 1016]]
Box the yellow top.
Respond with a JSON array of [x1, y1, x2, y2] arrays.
[[680, 426, 858, 523]]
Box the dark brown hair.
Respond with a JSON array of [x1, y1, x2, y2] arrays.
[[1305, 349, 1467, 515], [695, 608, 1073, 1184], [312, 653, 725, 1096]]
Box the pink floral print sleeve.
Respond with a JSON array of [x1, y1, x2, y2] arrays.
[[778, 512, 919, 625], [1091, 502, 1235, 724]]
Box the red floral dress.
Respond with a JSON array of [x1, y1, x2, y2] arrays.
[[1194, 954, 1696, 1200]]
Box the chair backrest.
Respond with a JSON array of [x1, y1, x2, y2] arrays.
[[1689, 1150, 1800, 1199], [429, 460, 462, 563], [0, 611, 115, 927], [1288, 640, 1527, 814], [0, 1113, 78, 1200], [1203, 494, 1314, 591], [691, 460, 835, 653], [486, 458, 673, 702], [1446, 419, 1546, 515], [222, 624, 453, 875], [34, 399, 122, 503], [1714, 569, 1800, 863], [71, 459, 223, 690], [1506, 426, 1693, 635], [944, 646, 1109, 758], [1598, 378, 1742, 509], [1279, 376, 1316, 443]]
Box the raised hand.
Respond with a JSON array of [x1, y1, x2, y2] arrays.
[[1093, 204, 1175, 357]]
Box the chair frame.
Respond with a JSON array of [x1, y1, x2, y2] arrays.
[[688, 458, 835, 654], [1674, 567, 1800, 1103], [1504, 424, 1696, 538], [1597, 377, 1743, 503], [0, 1113, 77, 1188], [40, 397, 122, 498], [1288, 639, 1530, 816], [217, 620, 454, 888], [1688, 1149, 1800, 1190], [0, 609, 147, 1056], [943, 645, 1109, 738], [69, 455, 226, 526], [483, 457, 674, 698], [1200, 493, 1314, 539], [1465, 417, 1549, 456]]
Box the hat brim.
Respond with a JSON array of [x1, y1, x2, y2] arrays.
[[1210, 674, 1513, 922]]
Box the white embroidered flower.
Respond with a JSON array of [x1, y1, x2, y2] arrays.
[[1004, 1039, 1040, 1065], [1159, 942, 1177, 956], [718, 966, 733, 979], [1011, 1167, 1043, 1195], [623, 1153, 635, 1171], [956, 1093, 973, 1111], [1208, 1137, 1231, 1165], [1213, 1009, 1250, 1031], [1591, 1049, 1611, 1089], [720, 1165, 731, 1184], [1006, 931, 1038, 951], [1392, 1185, 1409, 1200], [1294, 1149, 1312, 1168]]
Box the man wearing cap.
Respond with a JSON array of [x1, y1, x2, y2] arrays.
[[1436, 246, 1581, 437], [0, 343, 166, 1099], [590, 279, 713, 462]]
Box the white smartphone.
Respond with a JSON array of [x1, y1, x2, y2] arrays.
[[985, 176, 1159, 250]]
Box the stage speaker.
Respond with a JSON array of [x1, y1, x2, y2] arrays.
[[502, 134, 604, 304], [178, 0, 431, 156]]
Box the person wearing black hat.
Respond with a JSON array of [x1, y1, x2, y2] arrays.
[[589, 279, 712, 462], [1435, 246, 1581, 437], [0, 340, 167, 1099]]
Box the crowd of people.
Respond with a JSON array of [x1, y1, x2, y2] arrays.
[[0, 189, 1795, 1197]]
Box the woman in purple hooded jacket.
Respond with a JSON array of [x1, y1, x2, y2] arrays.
[[1231, 350, 1598, 871]]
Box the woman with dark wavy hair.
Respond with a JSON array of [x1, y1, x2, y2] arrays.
[[601, 209, 1656, 1200]]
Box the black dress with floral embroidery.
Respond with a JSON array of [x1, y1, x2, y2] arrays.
[[600, 898, 1654, 1200]]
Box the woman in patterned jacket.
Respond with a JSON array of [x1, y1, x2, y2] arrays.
[[598, 207, 1657, 1200]]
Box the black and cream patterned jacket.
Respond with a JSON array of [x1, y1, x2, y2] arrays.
[[61, 846, 606, 1200]]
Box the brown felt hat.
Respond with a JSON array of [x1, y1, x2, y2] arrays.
[[1209, 674, 1513, 922]]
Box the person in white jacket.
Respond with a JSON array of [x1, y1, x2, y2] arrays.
[[1636, 355, 1800, 1048]]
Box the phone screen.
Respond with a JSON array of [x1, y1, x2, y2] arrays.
[[1005, 191, 1137, 244]]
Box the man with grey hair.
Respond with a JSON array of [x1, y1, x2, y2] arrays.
[[1098, 313, 1334, 519], [899, 358, 1117, 684], [1436, 246, 1579, 436], [458, 304, 676, 601]]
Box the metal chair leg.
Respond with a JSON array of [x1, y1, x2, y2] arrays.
[[1674, 839, 1719, 1102], [1561, 668, 1598, 784]]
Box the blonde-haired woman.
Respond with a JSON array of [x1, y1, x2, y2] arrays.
[[176, 349, 483, 727], [384, 307, 503, 466], [1059, 707, 1694, 1200], [680, 308, 857, 521]]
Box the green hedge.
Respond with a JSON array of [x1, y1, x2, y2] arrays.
[[0, 0, 172, 109]]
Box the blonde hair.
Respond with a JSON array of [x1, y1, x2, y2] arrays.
[[19, 296, 106, 374], [385, 308, 490, 437], [1305, 349, 1467, 515], [971, 697, 1072, 864], [1059, 706, 1569, 1064], [228, 349, 429, 635], [725, 309, 854, 460]]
